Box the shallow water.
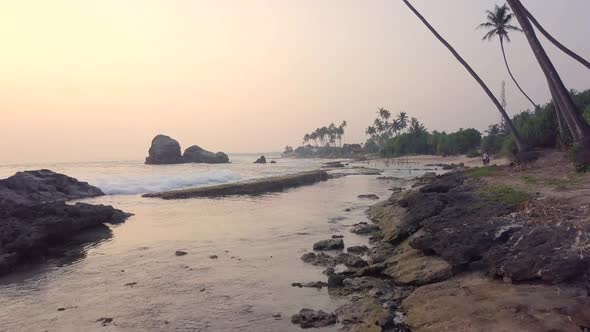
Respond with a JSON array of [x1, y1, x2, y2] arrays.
[[0, 157, 426, 332]]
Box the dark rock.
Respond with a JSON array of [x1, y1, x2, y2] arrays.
[[124, 282, 137, 287], [358, 194, 380, 200], [301, 281, 328, 289], [335, 253, 368, 268], [175, 251, 187, 256], [347, 245, 369, 255], [0, 201, 131, 276], [344, 208, 352, 212], [145, 134, 183, 164], [183, 145, 229, 164], [96, 317, 114, 326], [485, 224, 589, 284], [270, 160, 277, 164], [209, 255, 218, 259], [0, 170, 104, 206], [322, 161, 345, 168], [322, 267, 335, 275], [301, 252, 336, 267], [327, 273, 347, 288], [292, 282, 303, 288], [291, 309, 337, 329], [350, 222, 381, 235], [313, 239, 344, 251], [331, 235, 344, 239], [254, 155, 267, 164]]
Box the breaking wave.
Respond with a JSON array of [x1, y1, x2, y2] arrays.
[[94, 169, 241, 195]]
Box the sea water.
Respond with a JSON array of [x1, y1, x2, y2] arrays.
[[0, 154, 426, 331]]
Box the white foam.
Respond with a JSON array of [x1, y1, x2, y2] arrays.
[[94, 169, 241, 195]]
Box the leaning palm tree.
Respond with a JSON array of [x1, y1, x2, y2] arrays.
[[401, 0, 527, 152], [522, 5, 590, 71], [478, 3, 536, 109]]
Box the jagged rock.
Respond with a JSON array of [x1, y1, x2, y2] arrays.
[[402, 273, 590, 332], [335, 253, 368, 268], [183, 145, 229, 164], [485, 224, 590, 284], [313, 239, 344, 251], [382, 231, 452, 286], [0, 170, 104, 206], [350, 222, 381, 235], [254, 155, 267, 164], [358, 194, 380, 200], [301, 252, 336, 267], [291, 309, 337, 329], [0, 201, 131, 275], [336, 296, 393, 331], [347, 245, 369, 255], [145, 134, 183, 164]]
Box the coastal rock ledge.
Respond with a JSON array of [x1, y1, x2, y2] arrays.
[[145, 134, 229, 164], [0, 170, 131, 276]]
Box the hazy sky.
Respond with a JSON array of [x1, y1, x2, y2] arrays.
[[1, 0, 589, 163]]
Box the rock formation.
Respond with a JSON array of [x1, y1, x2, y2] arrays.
[[145, 135, 183, 164], [145, 135, 229, 164], [254, 155, 267, 164], [183, 145, 229, 164]]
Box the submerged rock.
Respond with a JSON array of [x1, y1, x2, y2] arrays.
[[301, 252, 336, 267], [145, 134, 183, 165], [183, 145, 229, 164], [350, 222, 381, 235], [313, 239, 344, 251], [291, 309, 337, 329], [358, 194, 380, 200]]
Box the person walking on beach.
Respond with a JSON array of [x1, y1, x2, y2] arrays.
[[482, 152, 490, 166]]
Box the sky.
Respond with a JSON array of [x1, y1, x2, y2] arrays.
[[1, 0, 589, 163]]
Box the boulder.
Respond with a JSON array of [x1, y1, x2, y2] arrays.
[[291, 309, 337, 329], [335, 253, 368, 268], [313, 239, 344, 251], [347, 245, 369, 255], [183, 145, 229, 164], [0, 170, 104, 206], [145, 134, 183, 164], [300, 252, 336, 267], [254, 155, 267, 164], [350, 222, 381, 235]]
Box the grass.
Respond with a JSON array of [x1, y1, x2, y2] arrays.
[[467, 165, 499, 178], [521, 174, 582, 190], [480, 185, 529, 206]]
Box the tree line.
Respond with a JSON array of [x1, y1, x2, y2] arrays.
[[402, 0, 590, 170], [302, 121, 347, 147]]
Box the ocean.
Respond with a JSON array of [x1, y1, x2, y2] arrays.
[[0, 154, 427, 331]]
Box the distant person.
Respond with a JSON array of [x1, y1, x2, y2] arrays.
[[482, 152, 490, 166]]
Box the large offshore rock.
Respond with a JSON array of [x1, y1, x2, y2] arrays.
[[145, 134, 183, 164], [183, 145, 229, 164]]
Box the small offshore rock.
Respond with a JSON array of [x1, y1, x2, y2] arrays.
[[323, 267, 335, 275], [313, 239, 344, 251], [254, 155, 267, 164], [124, 282, 137, 287], [209, 255, 218, 259], [175, 251, 188, 256], [291, 308, 337, 329], [344, 208, 352, 212], [358, 194, 380, 200], [332, 235, 344, 239]]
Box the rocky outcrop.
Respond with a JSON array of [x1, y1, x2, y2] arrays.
[[291, 309, 337, 329], [254, 155, 267, 164], [402, 273, 590, 332], [312, 238, 344, 251], [145, 135, 183, 164], [0, 170, 131, 276], [145, 135, 229, 164], [143, 170, 328, 199], [182, 145, 229, 164], [0, 170, 104, 206]]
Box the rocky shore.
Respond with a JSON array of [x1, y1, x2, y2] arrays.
[[0, 170, 131, 276], [143, 170, 329, 199], [293, 159, 590, 331]]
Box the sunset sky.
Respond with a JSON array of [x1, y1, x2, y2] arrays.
[[1, 0, 589, 163]]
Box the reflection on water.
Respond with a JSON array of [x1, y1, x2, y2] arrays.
[[0, 174, 418, 332]]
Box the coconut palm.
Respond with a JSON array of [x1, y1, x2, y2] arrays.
[[478, 3, 536, 109], [522, 6, 590, 71], [401, 0, 527, 152], [507, 0, 590, 158], [397, 111, 408, 132]]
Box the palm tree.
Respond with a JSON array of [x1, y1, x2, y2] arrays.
[[401, 0, 527, 152], [478, 3, 537, 109], [397, 111, 408, 132], [522, 6, 590, 71], [507, 0, 590, 154], [303, 133, 311, 145], [366, 126, 376, 137]]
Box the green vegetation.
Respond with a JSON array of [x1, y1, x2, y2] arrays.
[[481, 185, 528, 205], [467, 166, 499, 178], [521, 174, 581, 190], [303, 121, 347, 147]]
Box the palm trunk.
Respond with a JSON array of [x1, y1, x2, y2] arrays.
[[402, 0, 527, 152], [500, 38, 537, 109], [522, 5, 590, 71], [507, 0, 590, 142]]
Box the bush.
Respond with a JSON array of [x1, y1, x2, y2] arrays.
[[466, 150, 480, 158]]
